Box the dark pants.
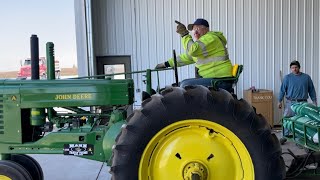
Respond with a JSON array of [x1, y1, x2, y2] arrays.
[[180, 78, 233, 92]]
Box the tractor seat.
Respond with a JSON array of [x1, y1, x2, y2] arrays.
[[180, 64, 243, 93], [211, 64, 243, 91]]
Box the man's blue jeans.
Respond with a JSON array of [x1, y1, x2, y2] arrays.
[[283, 100, 298, 136]]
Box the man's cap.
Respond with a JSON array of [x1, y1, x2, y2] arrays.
[[290, 60, 301, 68], [187, 18, 209, 30]]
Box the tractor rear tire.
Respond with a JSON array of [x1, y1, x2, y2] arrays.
[[110, 86, 285, 180]]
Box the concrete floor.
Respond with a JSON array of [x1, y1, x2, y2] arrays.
[[29, 130, 316, 180], [30, 154, 111, 180]]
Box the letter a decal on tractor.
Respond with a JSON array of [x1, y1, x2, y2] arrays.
[[11, 95, 17, 101]]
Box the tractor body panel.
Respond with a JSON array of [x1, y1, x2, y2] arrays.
[[0, 79, 133, 162]]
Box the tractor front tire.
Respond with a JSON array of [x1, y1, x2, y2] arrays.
[[111, 86, 285, 180], [0, 160, 32, 180], [11, 154, 44, 180]]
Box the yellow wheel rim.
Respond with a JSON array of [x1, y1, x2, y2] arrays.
[[0, 175, 12, 180], [139, 120, 254, 180]]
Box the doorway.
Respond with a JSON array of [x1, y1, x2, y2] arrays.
[[96, 56, 131, 79]]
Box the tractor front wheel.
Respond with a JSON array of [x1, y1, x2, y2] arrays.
[[11, 154, 44, 180], [111, 86, 285, 180], [0, 160, 32, 180]]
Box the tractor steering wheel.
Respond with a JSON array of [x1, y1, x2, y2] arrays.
[[172, 50, 179, 86]]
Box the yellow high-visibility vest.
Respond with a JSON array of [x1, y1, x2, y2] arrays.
[[168, 31, 232, 78]]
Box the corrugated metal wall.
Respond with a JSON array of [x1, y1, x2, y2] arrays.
[[77, 0, 320, 125], [74, 0, 89, 75]]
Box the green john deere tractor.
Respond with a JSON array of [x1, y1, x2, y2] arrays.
[[1, 35, 318, 180]]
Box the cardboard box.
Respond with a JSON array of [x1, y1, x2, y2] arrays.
[[243, 89, 273, 127]]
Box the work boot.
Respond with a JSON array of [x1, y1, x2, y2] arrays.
[[280, 137, 287, 145]]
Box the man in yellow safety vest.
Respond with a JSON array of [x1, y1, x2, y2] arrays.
[[155, 18, 233, 88]]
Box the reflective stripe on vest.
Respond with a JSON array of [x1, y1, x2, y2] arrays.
[[196, 55, 229, 65], [186, 53, 193, 60], [186, 40, 209, 57], [187, 40, 193, 52], [197, 41, 208, 57], [176, 56, 187, 66]]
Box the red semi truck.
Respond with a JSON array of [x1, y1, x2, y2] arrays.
[[17, 57, 60, 79]]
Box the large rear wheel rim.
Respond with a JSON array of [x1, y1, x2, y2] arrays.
[[139, 120, 254, 180], [0, 175, 12, 180]]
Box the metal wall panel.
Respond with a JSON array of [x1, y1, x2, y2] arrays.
[[76, 0, 320, 124], [74, 0, 89, 76]]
